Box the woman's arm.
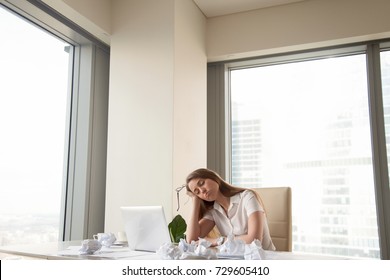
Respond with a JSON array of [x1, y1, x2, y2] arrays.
[[234, 211, 264, 244], [186, 196, 215, 243]]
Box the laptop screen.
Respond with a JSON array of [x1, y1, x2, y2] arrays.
[[120, 205, 171, 252]]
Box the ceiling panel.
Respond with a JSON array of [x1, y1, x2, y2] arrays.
[[193, 0, 309, 17]]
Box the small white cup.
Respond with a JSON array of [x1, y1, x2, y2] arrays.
[[117, 231, 127, 242]]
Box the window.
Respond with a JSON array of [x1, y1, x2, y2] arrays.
[[230, 53, 379, 258], [0, 6, 70, 246], [208, 43, 390, 259], [0, 1, 109, 245]]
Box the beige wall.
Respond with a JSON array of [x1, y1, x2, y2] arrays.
[[106, 0, 173, 233], [105, 0, 206, 234], [207, 0, 390, 61], [173, 0, 207, 222]]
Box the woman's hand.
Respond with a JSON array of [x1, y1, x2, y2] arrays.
[[192, 195, 203, 204], [186, 195, 203, 243]]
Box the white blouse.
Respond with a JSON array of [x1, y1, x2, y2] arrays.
[[203, 190, 275, 251]]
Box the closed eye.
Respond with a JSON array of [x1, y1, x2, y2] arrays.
[[192, 179, 205, 195]]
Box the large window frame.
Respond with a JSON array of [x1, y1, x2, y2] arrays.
[[0, 0, 110, 241], [207, 42, 390, 259]]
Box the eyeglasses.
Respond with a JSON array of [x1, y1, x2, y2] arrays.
[[175, 184, 186, 211]]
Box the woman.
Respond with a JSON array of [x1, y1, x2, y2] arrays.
[[185, 168, 275, 250]]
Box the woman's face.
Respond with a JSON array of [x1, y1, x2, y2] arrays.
[[187, 178, 219, 201]]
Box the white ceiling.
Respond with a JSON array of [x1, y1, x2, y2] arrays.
[[193, 0, 308, 18]]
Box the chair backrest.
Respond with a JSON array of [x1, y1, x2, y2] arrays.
[[253, 187, 292, 252]]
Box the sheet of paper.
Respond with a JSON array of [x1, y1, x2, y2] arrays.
[[57, 246, 156, 259]]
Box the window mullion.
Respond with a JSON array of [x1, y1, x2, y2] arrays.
[[367, 43, 390, 260]]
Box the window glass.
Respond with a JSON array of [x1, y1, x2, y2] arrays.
[[230, 54, 380, 258], [0, 7, 71, 245]]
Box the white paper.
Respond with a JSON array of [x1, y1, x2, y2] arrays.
[[57, 246, 155, 259]]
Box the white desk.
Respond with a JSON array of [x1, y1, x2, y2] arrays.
[[0, 241, 346, 260], [3, 242, 388, 280]]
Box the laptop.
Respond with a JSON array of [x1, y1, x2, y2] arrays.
[[120, 205, 171, 252]]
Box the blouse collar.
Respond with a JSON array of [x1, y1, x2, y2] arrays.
[[213, 191, 242, 214]]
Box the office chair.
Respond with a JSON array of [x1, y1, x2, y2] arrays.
[[253, 187, 292, 252]]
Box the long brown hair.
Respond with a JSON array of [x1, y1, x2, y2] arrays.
[[185, 168, 264, 221]]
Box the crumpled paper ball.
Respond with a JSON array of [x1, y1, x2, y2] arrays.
[[157, 235, 267, 260], [157, 238, 217, 260], [156, 242, 183, 260], [217, 234, 267, 260], [94, 232, 117, 247], [244, 239, 266, 260], [218, 234, 245, 255], [79, 239, 102, 255]]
